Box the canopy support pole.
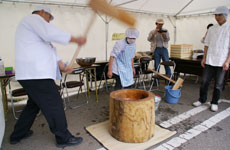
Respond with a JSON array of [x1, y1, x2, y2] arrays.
[[168, 17, 177, 44], [96, 0, 139, 61]]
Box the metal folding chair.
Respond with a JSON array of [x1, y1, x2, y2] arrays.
[[139, 56, 153, 90], [8, 77, 27, 119], [98, 63, 115, 93], [62, 68, 88, 109], [149, 61, 176, 92], [133, 62, 141, 88]]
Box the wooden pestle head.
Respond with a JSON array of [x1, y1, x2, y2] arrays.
[[88, 0, 136, 27]]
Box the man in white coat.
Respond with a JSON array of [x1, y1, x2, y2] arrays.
[[193, 6, 230, 112], [10, 5, 86, 148]]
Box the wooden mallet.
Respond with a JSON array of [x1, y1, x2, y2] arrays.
[[69, 0, 136, 67], [149, 69, 184, 90]]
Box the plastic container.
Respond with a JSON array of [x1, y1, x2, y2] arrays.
[[5, 67, 13, 75], [155, 94, 161, 110], [165, 85, 181, 104], [0, 58, 5, 76]]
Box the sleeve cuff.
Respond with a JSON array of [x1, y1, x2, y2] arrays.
[[63, 33, 72, 45]]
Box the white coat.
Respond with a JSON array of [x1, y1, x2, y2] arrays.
[[204, 22, 230, 67], [15, 14, 71, 80]]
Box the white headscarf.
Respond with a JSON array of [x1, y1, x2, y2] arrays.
[[125, 28, 139, 39], [214, 6, 229, 19]]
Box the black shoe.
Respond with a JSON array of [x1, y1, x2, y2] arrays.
[[56, 136, 83, 148], [10, 130, 33, 144]]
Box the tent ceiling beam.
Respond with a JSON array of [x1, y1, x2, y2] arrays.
[[97, 12, 106, 23], [174, 0, 194, 17], [116, 0, 139, 7], [120, 8, 172, 16], [176, 11, 217, 18], [2, 0, 88, 8]]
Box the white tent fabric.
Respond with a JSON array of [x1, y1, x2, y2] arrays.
[[0, 0, 230, 66], [118, 0, 230, 16], [2, 0, 230, 16]]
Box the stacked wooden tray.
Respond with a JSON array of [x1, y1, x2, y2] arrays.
[[170, 44, 193, 58]]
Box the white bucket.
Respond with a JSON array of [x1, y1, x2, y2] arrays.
[[155, 94, 161, 111]]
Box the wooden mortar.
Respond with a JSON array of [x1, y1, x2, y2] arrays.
[[109, 89, 155, 143]]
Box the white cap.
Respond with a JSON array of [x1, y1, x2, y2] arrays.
[[125, 28, 139, 38], [214, 6, 229, 15], [32, 5, 54, 21]]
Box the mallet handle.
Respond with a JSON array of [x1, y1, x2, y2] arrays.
[[70, 13, 97, 67], [172, 78, 184, 90], [149, 69, 176, 84]]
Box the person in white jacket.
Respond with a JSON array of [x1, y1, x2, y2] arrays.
[[107, 28, 139, 90], [193, 6, 230, 112], [10, 5, 86, 148]]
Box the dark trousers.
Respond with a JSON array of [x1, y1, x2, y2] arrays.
[[113, 74, 133, 90], [10, 79, 72, 143], [199, 65, 226, 104]]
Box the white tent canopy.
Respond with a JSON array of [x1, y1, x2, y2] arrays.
[[117, 0, 230, 16], [2, 0, 230, 16], [0, 0, 230, 65]]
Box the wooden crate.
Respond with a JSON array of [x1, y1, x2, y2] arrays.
[[170, 44, 193, 58]]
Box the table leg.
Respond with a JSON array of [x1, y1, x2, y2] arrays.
[[79, 73, 83, 93], [85, 71, 90, 97], [93, 68, 98, 102]]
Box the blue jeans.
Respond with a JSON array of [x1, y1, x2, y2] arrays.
[[154, 47, 171, 75], [199, 65, 226, 104]]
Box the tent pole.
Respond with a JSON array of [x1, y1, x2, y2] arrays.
[[97, 0, 139, 61], [174, 25, 177, 44], [173, 0, 195, 44], [97, 13, 110, 61], [168, 17, 176, 44], [105, 16, 109, 61]]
